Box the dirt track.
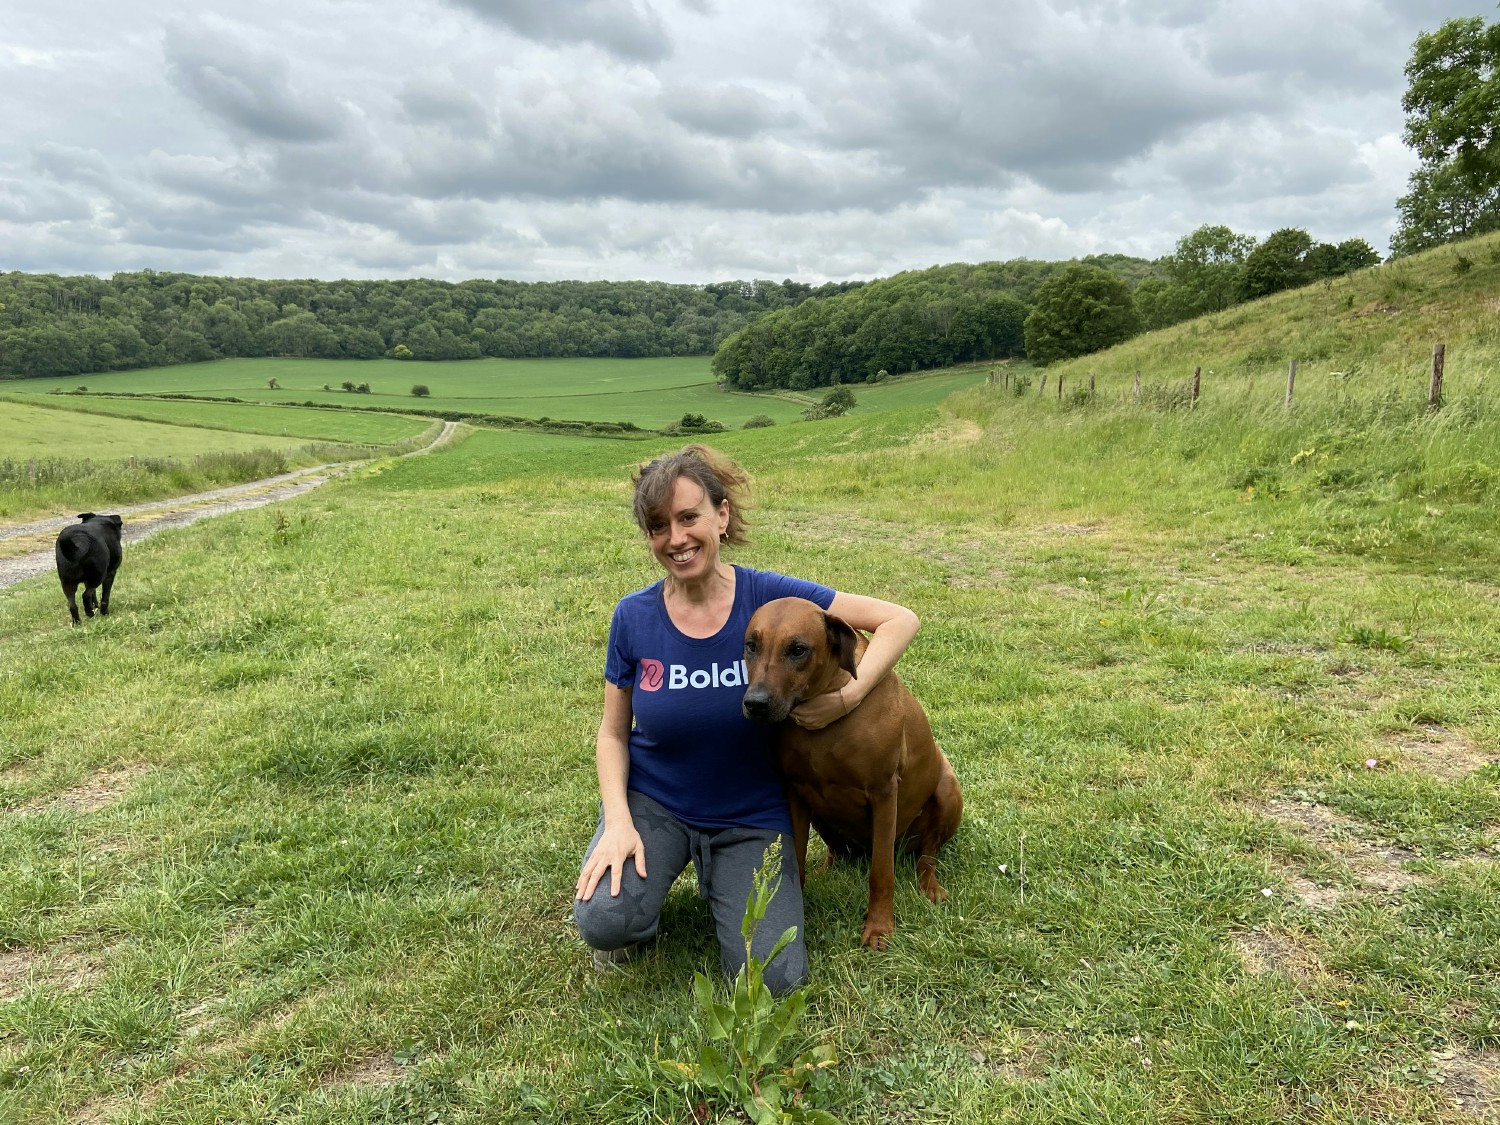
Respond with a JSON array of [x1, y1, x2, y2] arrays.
[[0, 421, 457, 592]]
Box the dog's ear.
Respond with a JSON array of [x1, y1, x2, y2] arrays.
[[77, 512, 95, 522], [823, 612, 860, 679], [105, 515, 122, 529]]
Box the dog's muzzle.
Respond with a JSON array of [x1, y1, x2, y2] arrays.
[[741, 685, 792, 724]]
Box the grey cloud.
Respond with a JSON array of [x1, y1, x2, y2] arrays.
[[0, 175, 92, 223], [32, 143, 117, 191], [394, 75, 907, 213], [398, 81, 492, 139], [806, 1, 1265, 196], [443, 0, 673, 62], [660, 85, 798, 139], [164, 21, 346, 143]]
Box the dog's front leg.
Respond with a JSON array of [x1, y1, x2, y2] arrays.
[[788, 792, 811, 887], [861, 781, 899, 950]]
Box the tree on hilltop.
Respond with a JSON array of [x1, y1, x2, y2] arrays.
[[1392, 12, 1500, 255], [1022, 265, 1139, 365]]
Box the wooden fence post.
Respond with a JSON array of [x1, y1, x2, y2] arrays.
[[28, 458, 37, 486], [1430, 343, 1445, 409], [1285, 360, 1297, 409], [1133, 371, 1141, 404], [1089, 371, 1096, 402], [1039, 372, 1048, 396], [1057, 374, 1064, 400], [1192, 365, 1201, 407]]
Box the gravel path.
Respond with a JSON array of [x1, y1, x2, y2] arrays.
[[0, 421, 457, 591]]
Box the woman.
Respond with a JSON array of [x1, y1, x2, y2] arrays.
[[573, 444, 919, 994]]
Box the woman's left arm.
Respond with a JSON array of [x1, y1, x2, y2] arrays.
[[790, 591, 919, 730]]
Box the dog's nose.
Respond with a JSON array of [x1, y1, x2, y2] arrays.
[[741, 687, 772, 722]]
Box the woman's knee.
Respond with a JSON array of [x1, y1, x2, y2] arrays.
[[574, 893, 657, 951]]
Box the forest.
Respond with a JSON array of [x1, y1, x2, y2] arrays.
[[0, 272, 861, 380], [0, 228, 1378, 386]]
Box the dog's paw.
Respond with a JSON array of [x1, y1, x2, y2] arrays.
[[860, 922, 893, 951], [920, 879, 948, 904]]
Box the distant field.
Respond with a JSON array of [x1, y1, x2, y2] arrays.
[[2, 356, 991, 430], [0, 400, 322, 461], [0, 395, 431, 447]]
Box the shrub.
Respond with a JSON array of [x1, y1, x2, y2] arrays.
[[803, 386, 857, 421], [743, 415, 776, 429], [411, 384, 430, 397]]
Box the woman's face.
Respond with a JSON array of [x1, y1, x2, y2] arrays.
[[646, 475, 730, 582]]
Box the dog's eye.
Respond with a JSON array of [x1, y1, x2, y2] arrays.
[[744, 636, 759, 655], [786, 641, 810, 660]]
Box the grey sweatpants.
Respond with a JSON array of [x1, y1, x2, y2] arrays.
[[573, 790, 809, 995]]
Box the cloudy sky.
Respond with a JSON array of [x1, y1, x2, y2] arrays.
[[1, 0, 1487, 284]]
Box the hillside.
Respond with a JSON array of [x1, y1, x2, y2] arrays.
[[1044, 230, 1500, 397]]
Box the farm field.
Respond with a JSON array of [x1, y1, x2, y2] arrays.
[[0, 399, 326, 461], [1, 356, 992, 430], [0, 350, 1497, 1123], [0, 395, 434, 449]]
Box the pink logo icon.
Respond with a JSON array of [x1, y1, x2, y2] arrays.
[[638, 658, 665, 691]]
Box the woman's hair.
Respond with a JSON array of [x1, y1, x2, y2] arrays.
[[632, 444, 751, 545]]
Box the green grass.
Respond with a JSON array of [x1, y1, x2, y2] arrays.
[[0, 400, 334, 461], [0, 400, 442, 522], [2, 356, 990, 430], [0, 364, 1496, 1123], [1044, 228, 1500, 412], [0, 395, 432, 448]]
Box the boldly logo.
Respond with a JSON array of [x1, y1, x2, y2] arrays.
[[638, 658, 665, 692], [667, 660, 747, 690]]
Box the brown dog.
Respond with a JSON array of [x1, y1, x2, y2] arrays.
[[742, 597, 962, 949]]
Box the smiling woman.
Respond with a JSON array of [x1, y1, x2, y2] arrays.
[[571, 442, 920, 994]]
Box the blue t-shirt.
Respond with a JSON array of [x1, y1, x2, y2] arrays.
[[604, 565, 836, 831]]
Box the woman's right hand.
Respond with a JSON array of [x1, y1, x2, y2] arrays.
[[575, 821, 647, 901]]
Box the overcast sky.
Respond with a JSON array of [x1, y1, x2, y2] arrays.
[[1, 0, 1487, 285]]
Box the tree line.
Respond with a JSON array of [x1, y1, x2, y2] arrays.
[[711, 227, 1381, 386], [0, 272, 862, 380]]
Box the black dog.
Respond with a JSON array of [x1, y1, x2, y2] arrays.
[[55, 513, 123, 625]]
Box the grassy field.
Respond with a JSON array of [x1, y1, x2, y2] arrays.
[[0, 326, 1496, 1125], [0, 400, 341, 462], [1, 357, 991, 430], [0, 396, 433, 449]]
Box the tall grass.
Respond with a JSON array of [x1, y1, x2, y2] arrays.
[[0, 443, 388, 520]]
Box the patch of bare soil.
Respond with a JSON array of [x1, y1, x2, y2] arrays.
[[1389, 723, 1497, 780], [1271, 863, 1346, 912], [0, 946, 108, 1002], [967, 1034, 1051, 1084], [334, 1054, 405, 1089], [1434, 1045, 1500, 1122], [1262, 798, 1424, 902], [1036, 523, 1103, 536], [0, 948, 39, 1002], [1232, 930, 1329, 984], [16, 762, 151, 816]]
